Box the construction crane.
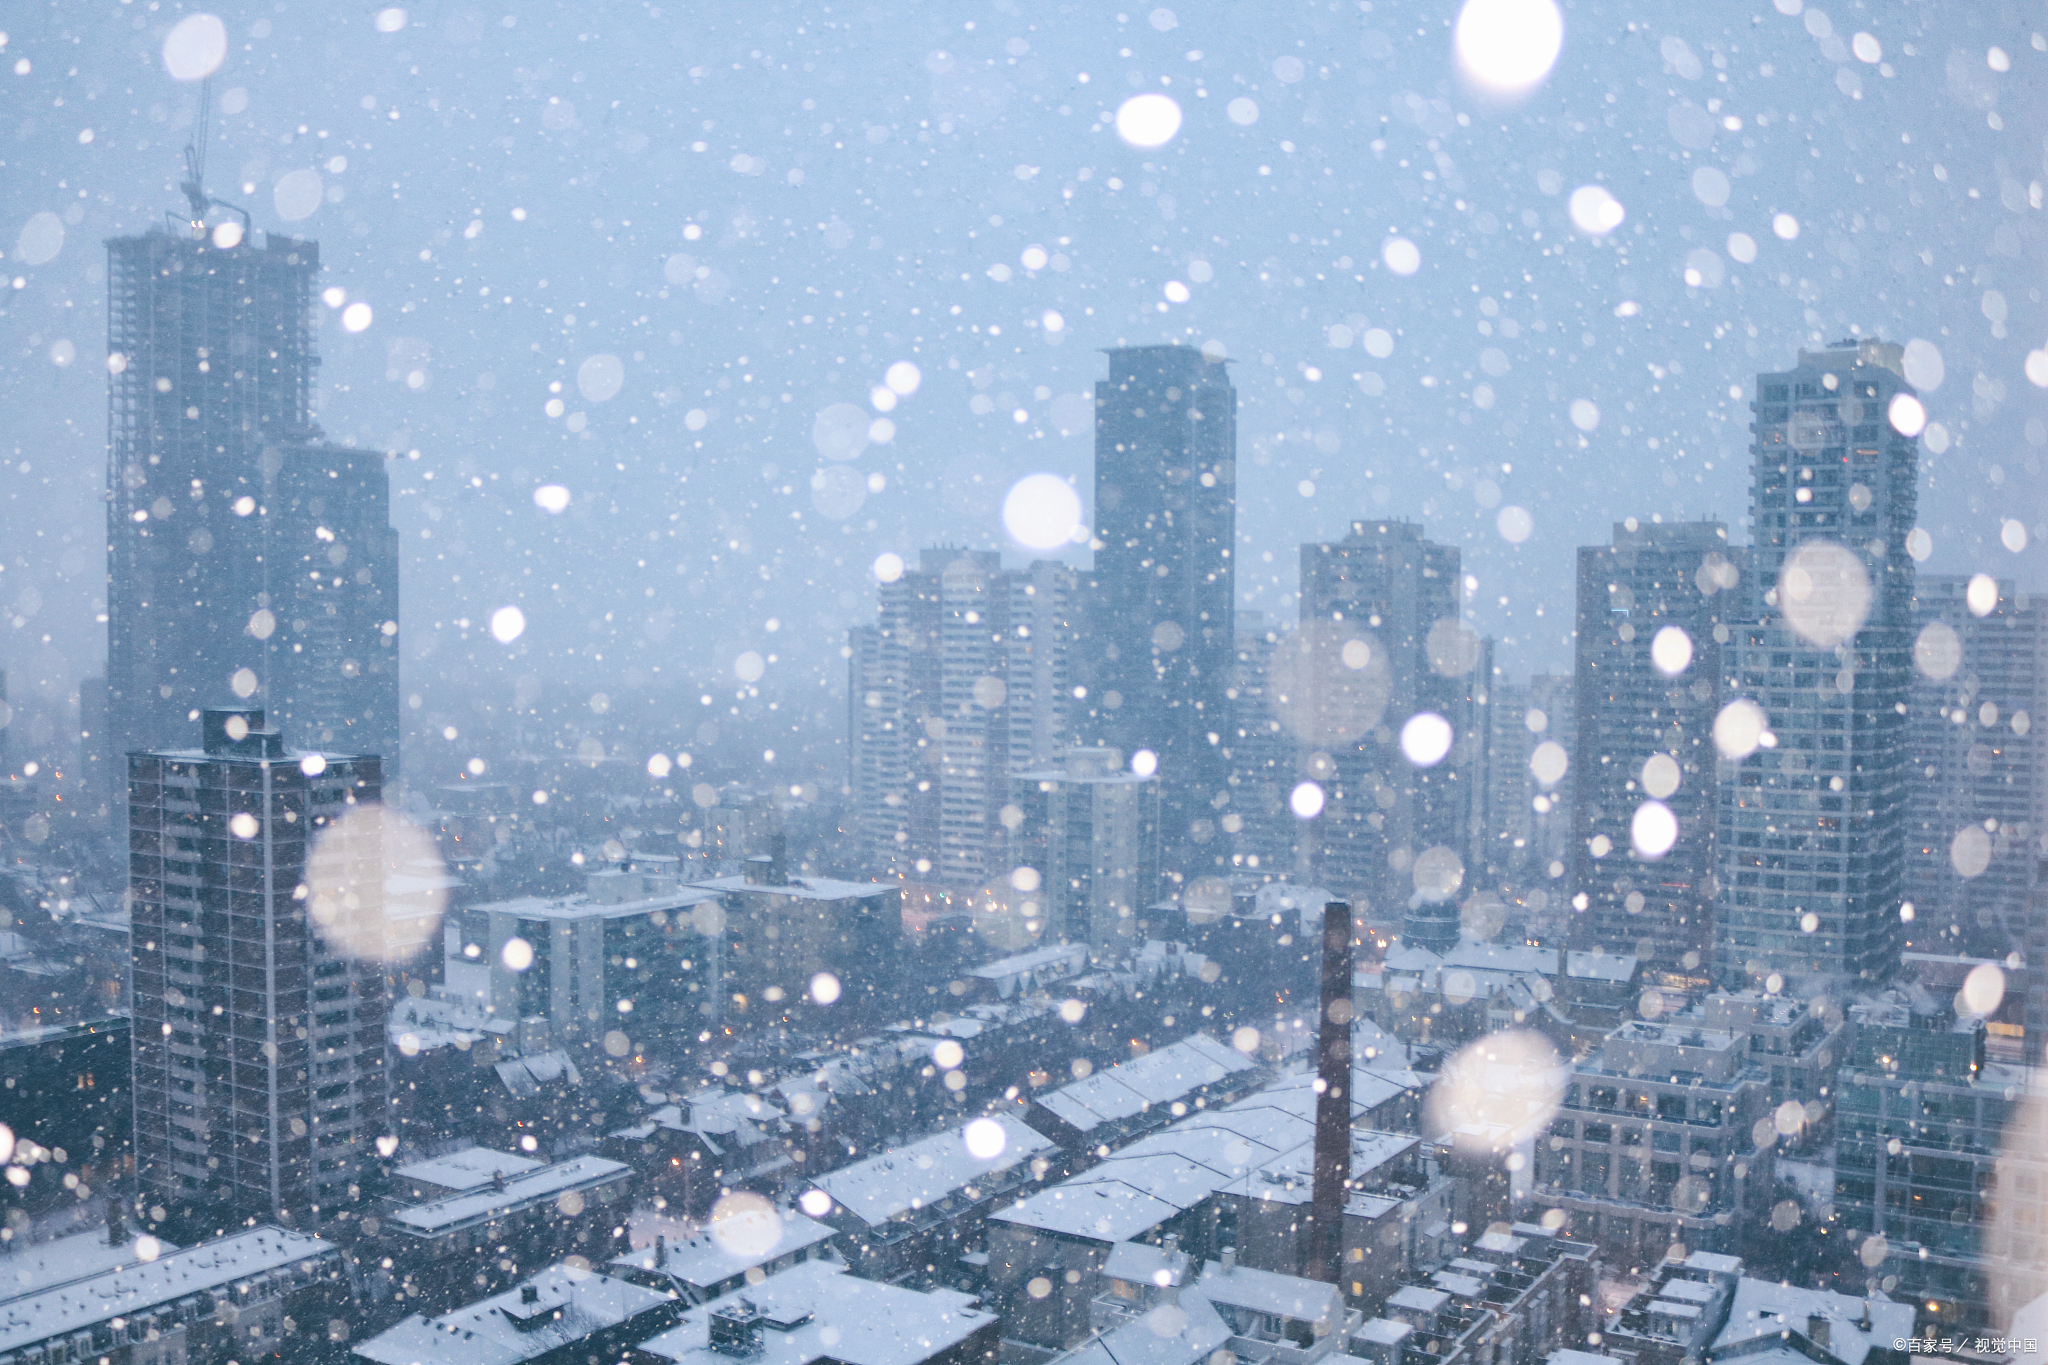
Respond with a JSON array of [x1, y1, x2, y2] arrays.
[[175, 76, 251, 238]]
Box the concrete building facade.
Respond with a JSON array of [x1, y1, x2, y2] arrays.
[[1079, 346, 1238, 882], [1903, 575, 2043, 957], [128, 708, 389, 1234], [1295, 521, 1477, 936], [1712, 341, 1922, 991], [1571, 521, 1736, 976], [1004, 747, 1161, 950]]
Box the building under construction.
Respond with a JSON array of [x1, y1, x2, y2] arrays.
[[102, 227, 399, 779]]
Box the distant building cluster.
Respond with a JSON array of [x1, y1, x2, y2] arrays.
[[0, 170, 2040, 1365]]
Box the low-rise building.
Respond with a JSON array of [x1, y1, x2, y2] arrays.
[[391, 1146, 544, 1199], [1359, 942, 1632, 1058], [1059, 1288, 1232, 1365], [627, 1259, 997, 1365], [443, 870, 725, 1061], [988, 1069, 1434, 1347], [1834, 999, 2048, 1333], [1089, 1246, 1359, 1365], [1592, 1247, 1744, 1365], [0, 1019, 133, 1218], [1352, 1225, 1598, 1365], [609, 1212, 837, 1304], [1606, 1254, 1913, 1365], [0, 1225, 346, 1365], [1533, 1018, 1777, 1269], [605, 1090, 793, 1220], [960, 944, 1091, 1004], [371, 1150, 635, 1313], [1710, 1277, 1912, 1365], [1026, 1033, 1260, 1152], [354, 1263, 681, 1365], [806, 1113, 1056, 1282], [689, 859, 903, 1028], [1700, 992, 1845, 1145]]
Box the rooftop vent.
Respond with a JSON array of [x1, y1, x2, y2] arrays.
[[710, 1300, 764, 1358]]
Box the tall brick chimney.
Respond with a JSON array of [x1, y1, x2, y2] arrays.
[[1307, 899, 1354, 1283]]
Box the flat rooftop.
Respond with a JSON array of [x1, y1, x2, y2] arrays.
[[354, 1264, 673, 1365], [0, 1226, 334, 1355], [610, 1211, 835, 1290], [460, 887, 721, 922], [634, 1259, 992, 1365], [393, 1147, 547, 1195], [386, 1155, 630, 1237], [689, 874, 892, 902], [0, 1228, 181, 1307]]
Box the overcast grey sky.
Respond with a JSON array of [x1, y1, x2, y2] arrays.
[[2, 0, 2043, 780]]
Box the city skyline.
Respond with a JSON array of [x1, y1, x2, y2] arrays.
[[0, 2, 2043, 1354], [3, 3, 2041, 795]]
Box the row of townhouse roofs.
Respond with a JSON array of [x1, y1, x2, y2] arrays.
[[0, 984, 2035, 1365], [374, 921, 2044, 1327], [0, 1185, 1959, 1365]]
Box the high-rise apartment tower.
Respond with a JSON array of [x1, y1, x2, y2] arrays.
[[129, 708, 389, 1234], [1571, 521, 1737, 976], [1080, 346, 1237, 882], [1711, 341, 1920, 990], [1295, 521, 1478, 943], [1903, 574, 2042, 955], [849, 549, 1074, 886]]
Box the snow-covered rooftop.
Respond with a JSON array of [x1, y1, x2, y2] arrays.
[[610, 1211, 835, 1291], [633, 1259, 992, 1365], [1033, 1033, 1254, 1134], [354, 1264, 674, 1365], [1196, 1259, 1345, 1328], [810, 1114, 1052, 1229], [1714, 1278, 1914, 1365], [688, 874, 892, 902], [459, 886, 721, 923], [0, 1226, 334, 1356], [387, 1154, 631, 1237], [393, 1146, 545, 1196], [0, 1228, 182, 1307]]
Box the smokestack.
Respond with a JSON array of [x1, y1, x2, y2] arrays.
[[1307, 899, 1353, 1284]]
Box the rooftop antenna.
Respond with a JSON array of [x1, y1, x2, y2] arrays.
[[175, 76, 251, 239]]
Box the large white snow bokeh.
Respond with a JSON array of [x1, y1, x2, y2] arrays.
[[163, 13, 228, 81], [1115, 93, 1183, 148], [304, 804, 447, 964], [1777, 541, 1871, 648], [1002, 474, 1082, 550], [1453, 0, 1564, 97]]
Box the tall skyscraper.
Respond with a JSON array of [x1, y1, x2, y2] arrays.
[[129, 708, 389, 1234], [1904, 574, 2043, 955], [1080, 346, 1237, 883], [264, 444, 401, 757], [849, 555, 943, 875], [1481, 671, 1575, 892], [105, 230, 399, 780], [1712, 341, 1920, 991], [1295, 520, 1478, 942], [1219, 610, 1294, 877], [1570, 520, 1736, 977], [849, 548, 1074, 885]]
